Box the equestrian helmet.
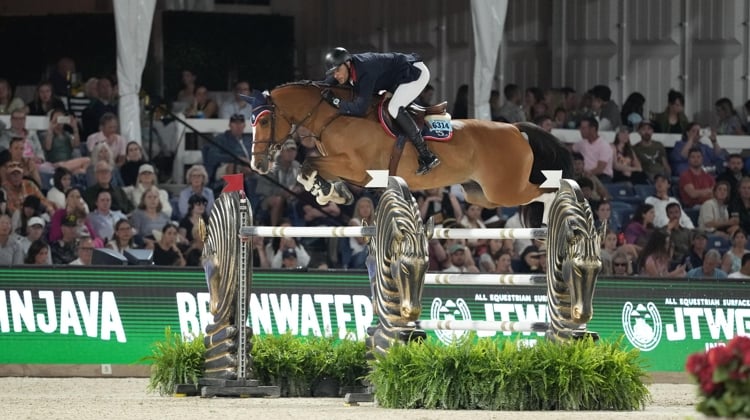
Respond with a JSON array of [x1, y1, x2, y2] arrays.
[[325, 47, 351, 75]]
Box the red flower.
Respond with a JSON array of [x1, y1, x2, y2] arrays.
[[728, 335, 750, 354], [686, 353, 707, 375], [707, 345, 733, 367]]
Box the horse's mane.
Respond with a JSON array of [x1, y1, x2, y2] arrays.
[[273, 79, 353, 93]]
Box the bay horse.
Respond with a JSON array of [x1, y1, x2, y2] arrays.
[[249, 81, 573, 226]]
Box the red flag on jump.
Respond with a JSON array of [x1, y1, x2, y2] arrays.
[[222, 174, 245, 193]]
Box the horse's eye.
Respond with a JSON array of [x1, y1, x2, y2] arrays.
[[259, 118, 269, 127]]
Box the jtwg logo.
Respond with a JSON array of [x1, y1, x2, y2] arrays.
[[430, 297, 471, 345], [622, 302, 662, 351]]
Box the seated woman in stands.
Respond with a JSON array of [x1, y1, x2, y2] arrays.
[[636, 229, 686, 277], [106, 219, 143, 254], [185, 85, 218, 118], [27, 81, 66, 116], [721, 229, 748, 275], [698, 180, 739, 238], [623, 203, 655, 248], [611, 127, 649, 184], [42, 110, 90, 176], [120, 141, 148, 187]]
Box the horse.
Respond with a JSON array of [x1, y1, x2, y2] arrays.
[[366, 176, 432, 358], [544, 179, 604, 342], [249, 81, 573, 227]]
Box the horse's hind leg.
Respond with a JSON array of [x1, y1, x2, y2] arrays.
[[461, 181, 500, 209]]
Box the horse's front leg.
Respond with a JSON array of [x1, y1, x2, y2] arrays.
[[297, 170, 353, 206]]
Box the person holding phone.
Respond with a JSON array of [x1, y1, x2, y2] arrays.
[[43, 109, 90, 175], [669, 122, 727, 176]]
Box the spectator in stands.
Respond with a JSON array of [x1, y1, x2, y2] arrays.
[[84, 160, 131, 213], [664, 202, 692, 263], [599, 228, 618, 274], [51, 212, 84, 264], [496, 83, 525, 123], [452, 84, 468, 119], [670, 122, 726, 176], [721, 229, 748, 275], [524, 87, 544, 122], [443, 243, 479, 273], [7, 114, 43, 186], [219, 80, 254, 121], [120, 141, 148, 187], [202, 114, 252, 185], [183, 223, 205, 267], [27, 81, 66, 116], [687, 249, 727, 279], [86, 113, 126, 165], [685, 230, 709, 270], [85, 142, 124, 187], [0, 78, 25, 116], [279, 248, 301, 269], [48, 188, 97, 245], [551, 107, 568, 129], [572, 116, 613, 183], [129, 186, 171, 242], [698, 180, 739, 237], [623, 203, 655, 248], [730, 177, 750, 234], [11, 195, 44, 237], [151, 223, 185, 267], [81, 75, 118, 141], [588, 85, 621, 130], [176, 69, 197, 105], [123, 164, 172, 217], [716, 153, 747, 202], [17, 216, 48, 260], [42, 110, 89, 175], [46, 167, 73, 210], [418, 187, 463, 226], [459, 203, 487, 249], [632, 120, 671, 181], [87, 190, 127, 242], [715, 97, 743, 135], [2, 161, 54, 215], [728, 253, 750, 278], [269, 235, 310, 269], [679, 148, 716, 208], [24, 240, 50, 265], [653, 89, 689, 134], [178, 164, 214, 218], [68, 236, 94, 266], [646, 174, 695, 229], [492, 250, 514, 274], [339, 196, 373, 269], [185, 85, 218, 118], [611, 249, 633, 276], [107, 219, 142, 254], [68, 77, 99, 121], [178, 194, 208, 243], [517, 240, 545, 274], [254, 138, 302, 227], [572, 152, 609, 203], [0, 212, 23, 264], [594, 200, 620, 233], [49, 57, 76, 98], [612, 126, 648, 184], [620, 92, 645, 129], [250, 235, 270, 268], [637, 229, 686, 277]]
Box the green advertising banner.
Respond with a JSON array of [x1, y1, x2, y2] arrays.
[[1, 267, 748, 372]]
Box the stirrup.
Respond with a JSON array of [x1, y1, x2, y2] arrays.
[[416, 156, 440, 175]]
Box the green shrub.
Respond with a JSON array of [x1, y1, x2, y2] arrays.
[[368, 335, 651, 410], [332, 334, 369, 387], [141, 327, 205, 396]]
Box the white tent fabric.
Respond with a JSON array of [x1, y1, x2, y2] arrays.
[[113, 0, 156, 144], [470, 0, 507, 120]]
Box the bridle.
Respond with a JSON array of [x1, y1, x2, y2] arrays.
[[251, 85, 343, 161]]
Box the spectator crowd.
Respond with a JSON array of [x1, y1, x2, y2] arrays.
[[2, 57, 750, 279]]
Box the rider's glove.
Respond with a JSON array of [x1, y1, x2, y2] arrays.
[[321, 89, 340, 108]]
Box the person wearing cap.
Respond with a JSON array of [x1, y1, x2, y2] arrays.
[[7, 135, 42, 187], [17, 216, 50, 263], [442, 242, 479, 273], [87, 189, 127, 241], [85, 112, 126, 165], [269, 230, 310, 269], [50, 211, 83, 264], [218, 80, 256, 121], [178, 164, 214, 219], [2, 160, 56, 215], [122, 163, 172, 217], [632, 119, 671, 181], [255, 138, 303, 227], [280, 247, 299, 269], [319, 47, 440, 175], [0, 213, 24, 266], [203, 113, 252, 184]]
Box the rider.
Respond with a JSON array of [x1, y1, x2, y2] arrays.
[[321, 47, 441, 175]]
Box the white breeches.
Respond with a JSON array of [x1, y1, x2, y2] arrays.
[[387, 61, 430, 118]]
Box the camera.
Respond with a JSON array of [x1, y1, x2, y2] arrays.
[[699, 127, 710, 137], [57, 115, 71, 124]]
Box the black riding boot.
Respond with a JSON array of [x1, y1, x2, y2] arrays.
[[395, 107, 440, 175]]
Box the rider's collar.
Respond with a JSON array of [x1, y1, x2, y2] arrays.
[[349, 64, 357, 84]]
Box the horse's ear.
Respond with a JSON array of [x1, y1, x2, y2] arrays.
[[424, 216, 435, 239]]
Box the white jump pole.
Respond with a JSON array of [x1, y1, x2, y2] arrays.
[[425, 273, 545, 285], [413, 320, 548, 333], [240, 226, 548, 240]]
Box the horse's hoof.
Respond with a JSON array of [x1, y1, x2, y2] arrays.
[[334, 182, 354, 205]]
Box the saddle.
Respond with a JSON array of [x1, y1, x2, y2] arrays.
[[378, 97, 454, 142]]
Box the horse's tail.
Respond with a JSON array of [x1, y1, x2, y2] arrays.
[[515, 122, 574, 228], [515, 122, 574, 185]]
